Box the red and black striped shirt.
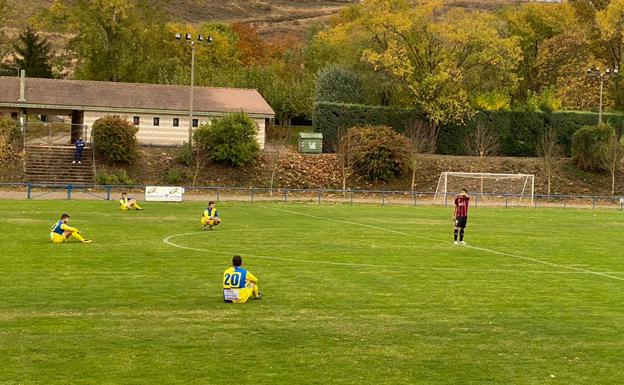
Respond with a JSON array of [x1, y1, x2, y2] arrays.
[[454, 195, 470, 217]]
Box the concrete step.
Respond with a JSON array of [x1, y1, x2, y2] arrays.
[[25, 173, 94, 178], [24, 145, 96, 184], [24, 178, 96, 184], [26, 178, 95, 183], [27, 163, 93, 168], [26, 162, 93, 166], [27, 151, 93, 155], [26, 151, 93, 155]]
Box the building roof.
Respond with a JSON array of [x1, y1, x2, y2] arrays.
[[0, 76, 275, 117]]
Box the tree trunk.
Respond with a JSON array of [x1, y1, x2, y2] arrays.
[[270, 169, 276, 196], [429, 120, 439, 152], [546, 160, 551, 195], [611, 162, 616, 196], [411, 159, 417, 191], [547, 174, 551, 195]]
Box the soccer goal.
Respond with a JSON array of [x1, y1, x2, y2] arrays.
[[433, 172, 535, 206]]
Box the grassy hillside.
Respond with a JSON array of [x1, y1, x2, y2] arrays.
[[4, 0, 356, 38], [3, 0, 528, 38]]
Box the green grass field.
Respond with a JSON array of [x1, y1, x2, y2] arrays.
[[1, 200, 623, 384]]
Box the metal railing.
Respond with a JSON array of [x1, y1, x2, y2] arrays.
[[0, 183, 622, 211]]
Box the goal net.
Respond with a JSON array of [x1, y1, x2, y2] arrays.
[[433, 172, 535, 206]]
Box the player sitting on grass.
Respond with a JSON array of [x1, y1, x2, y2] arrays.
[[454, 188, 470, 245], [50, 213, 92, 244], [201, 201, 220, 230], [119, 192, 143, 210], [223, 255, 261, 304]]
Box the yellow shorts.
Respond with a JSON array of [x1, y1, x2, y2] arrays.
[[201, 218, 219, 226], [50, 233, 67, 243], [119, 205, 128, 210], [224, 283, 258, 304]]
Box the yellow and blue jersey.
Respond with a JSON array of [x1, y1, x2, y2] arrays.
[[223, 266, 256, 289], [50, 221, 77, 239], [51, 220, 66, 235], [203, 207, 219, 219]]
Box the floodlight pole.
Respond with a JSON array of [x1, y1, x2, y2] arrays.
[[189, 42, 195, 148], [175, 33, 213, 148], [587, 67, 619, 125], [599, 77, 604, 125]]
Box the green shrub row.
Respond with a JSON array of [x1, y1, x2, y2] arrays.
[[313, 102, 624, 156], [312, 102, 421, 151], [438, 111, 624, 156]]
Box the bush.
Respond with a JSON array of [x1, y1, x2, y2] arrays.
[[315, 65, 364, 105], [96, 169, 135, 185], [195, 112, 260, 167], [0, 115, 22, 162], [313, 102, 422, 151], [571, 124, 616, 171], [343, 125, 409, 182], [92, 116, 138, 163], [474, 91, 511, 111], [176, 145, 193, 166], [165, 167, 184, 185]]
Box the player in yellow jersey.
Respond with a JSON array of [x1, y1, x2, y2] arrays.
[[201, 201, 221, 230], [50, 213, 92, 244], [223, 255, 261, 304], [119, 192, 143, 210]]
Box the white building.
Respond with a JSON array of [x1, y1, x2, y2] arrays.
[[0, 76, 275, 148]]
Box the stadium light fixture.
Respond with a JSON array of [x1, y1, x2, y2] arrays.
[[174, 32, 215, 147], [586, 66, 619, 125]]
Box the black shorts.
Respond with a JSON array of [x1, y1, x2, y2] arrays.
[[455, 216, 468, 229]]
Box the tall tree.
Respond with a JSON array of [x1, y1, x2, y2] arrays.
[[315, 65, 364, 104], [597, 0, 624, 111], [537, 32, 605, 111], [0, 0, 9, 71], [46, 0, 169, 82], [358, 0, 521, 146], [13, 26, 54, 78], [500, 2, 576, 102]]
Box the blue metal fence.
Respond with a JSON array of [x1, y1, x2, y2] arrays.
[[1, 182, 623, 210]]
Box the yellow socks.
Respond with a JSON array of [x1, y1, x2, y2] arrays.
[[71, 231, 85, 242]]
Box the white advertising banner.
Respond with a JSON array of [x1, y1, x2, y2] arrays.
[[145, 186, 185, 202]]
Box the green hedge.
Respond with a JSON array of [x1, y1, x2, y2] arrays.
[[312, 102, 421, 151], [438, 111, 624, 156], [313, 102, 624, 156]]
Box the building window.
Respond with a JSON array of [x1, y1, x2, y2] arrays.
[[192, 118, 198, 127], [154, 117, 160, 126], [173, 118, 179, 127], [133, 116, 140, 125]]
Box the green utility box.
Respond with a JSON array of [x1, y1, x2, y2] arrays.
[[298, 132, 323, 154]]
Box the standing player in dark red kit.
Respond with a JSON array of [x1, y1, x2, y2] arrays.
[[454, 188, 470, 245]]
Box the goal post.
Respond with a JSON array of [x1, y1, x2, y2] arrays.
[[434, 172, 535, 206]]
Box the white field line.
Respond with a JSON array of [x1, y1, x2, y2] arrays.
[[162, 231, 623, 277], [264, 206, 624, 282]]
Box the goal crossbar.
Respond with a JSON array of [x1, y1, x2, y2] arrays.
[[434, 172, 535, 206]]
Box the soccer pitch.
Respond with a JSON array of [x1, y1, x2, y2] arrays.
[[1, 200, 623, 385]]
